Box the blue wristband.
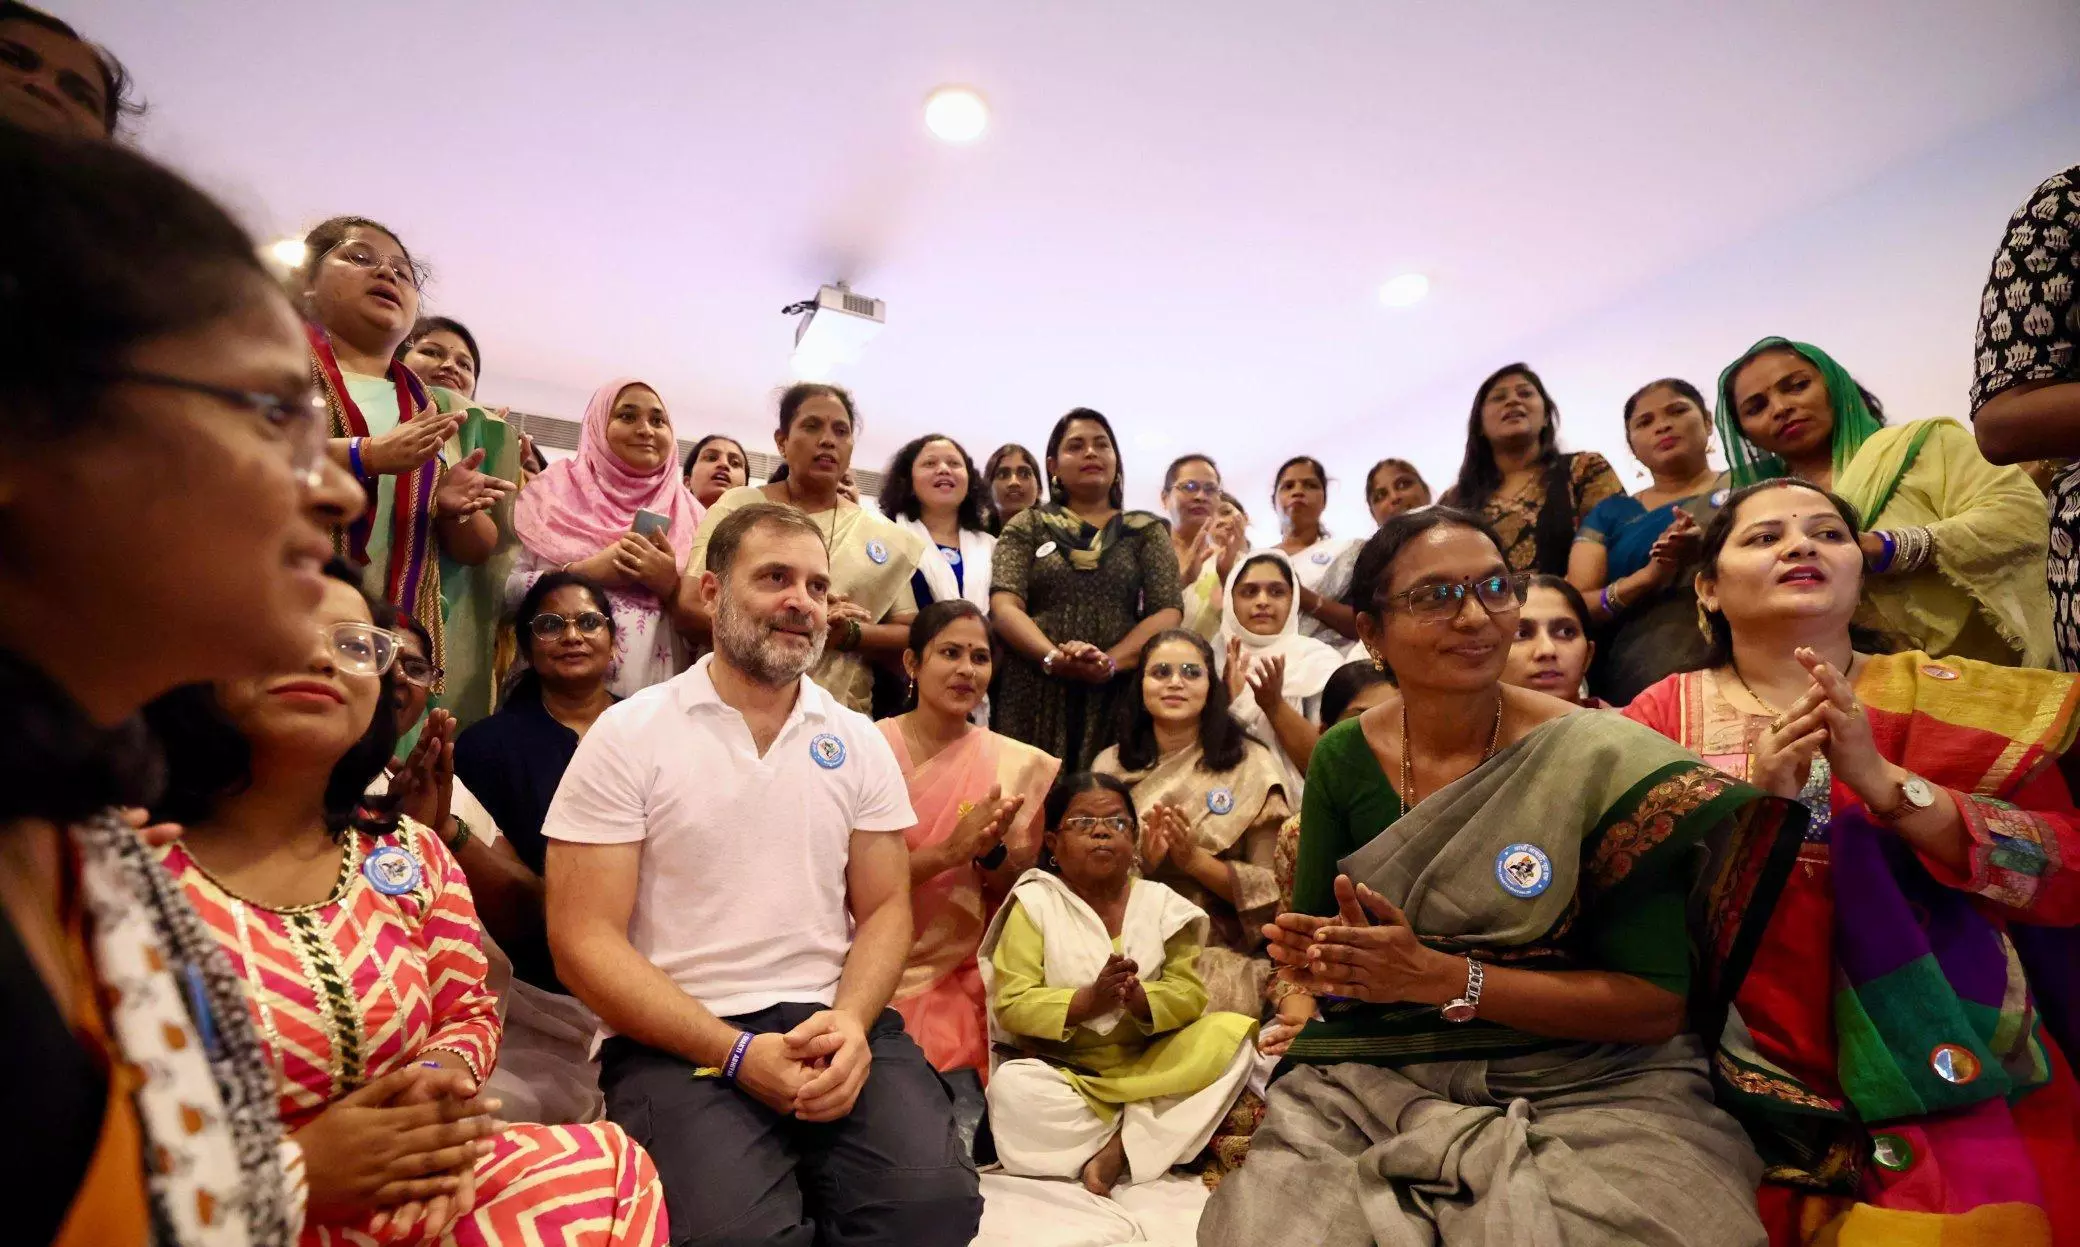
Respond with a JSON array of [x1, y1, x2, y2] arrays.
[[348, 436, 368, 481], [722, 1031, 754, 1082]]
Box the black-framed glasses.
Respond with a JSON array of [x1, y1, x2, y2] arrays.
[[1058, 815, 1133, 834], [325, 240, 428, 290], [529, 611, 611, 639], [1147, 661, 1207, 683], [324, 622, 400, 676], [396, 654, 444, 688], [98, 369, 328, 487], [1385, 573, 1529, 623], [1168, 479, 1218, 497]]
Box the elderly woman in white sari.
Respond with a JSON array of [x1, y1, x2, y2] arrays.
[[1200, 506, 1805, 1247], [980, 772, 1257, 1195], [1093, 629, 1290, 1019], [1217, 549, 1346, 794]]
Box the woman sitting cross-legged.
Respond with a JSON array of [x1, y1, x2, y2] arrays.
[[979, 772, 1258, 1196], [877, 600, 1059, 1076], [1093, 629, 1292, 1018], [1625, 479, 2080, 1246], [1199, 506, 1804, 1247], [144, 564, 665, 1246]]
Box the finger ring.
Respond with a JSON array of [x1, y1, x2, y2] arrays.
[[1770, 715, 1786, 732]]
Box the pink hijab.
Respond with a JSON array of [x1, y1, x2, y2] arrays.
[[512, 377, 706, 571]]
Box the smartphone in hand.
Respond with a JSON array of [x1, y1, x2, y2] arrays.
[[633, 508, 671, 538]]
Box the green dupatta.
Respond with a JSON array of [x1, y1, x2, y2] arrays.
[[1286, 711, 1803, 1068], [1715, 337, 1887, 492]]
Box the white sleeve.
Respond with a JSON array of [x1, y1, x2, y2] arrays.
[[849, 722, 916, 833], [542, 710, 650, 844]]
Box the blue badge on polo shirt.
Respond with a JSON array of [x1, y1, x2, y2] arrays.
[[1495, 843, 1552, 899], [810, 732, 847, 769], [865, 539, 889, 565], [1206, 787, 1234, 815], [363, 844, 424, 896]]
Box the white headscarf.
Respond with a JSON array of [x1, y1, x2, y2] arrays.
[[1217, 548, 1346, 716]]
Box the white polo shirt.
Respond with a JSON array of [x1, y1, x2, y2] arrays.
[[542, 655, 915, 1020]]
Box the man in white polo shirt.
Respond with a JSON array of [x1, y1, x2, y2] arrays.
[[543, 502, 982, 1247]]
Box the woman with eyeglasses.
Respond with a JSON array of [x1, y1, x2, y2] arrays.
[[1091, 629, 1291, 1020], [1165, 454, 1247, 641], [982, 442, 1042, 534], [297, 216, 522, 729], [875, 601, 1058, 1077], [1716, 336, 2052, 668], [1200, 506, 1803, 1247], [511, 377, 701, 699], [144, 565, 665, 1246], [1623, 480, 2080, 1245], [978, 771, 1258, 1195], [0, 124, 370, 1247]]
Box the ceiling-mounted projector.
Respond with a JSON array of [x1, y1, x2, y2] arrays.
[[787, 283, 885, 378]]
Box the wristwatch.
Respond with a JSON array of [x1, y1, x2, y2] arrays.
[[445, 816, 474, 854], [1870, 772, 1938, 823], [1441, 957, 1484, 1024]]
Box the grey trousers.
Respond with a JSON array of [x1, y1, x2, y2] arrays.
[[600, 1004, 982, 1247]]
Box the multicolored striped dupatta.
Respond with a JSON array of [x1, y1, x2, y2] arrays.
[[307, 322, 446, 675]]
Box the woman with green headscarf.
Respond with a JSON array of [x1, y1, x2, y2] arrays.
[[1717, 336, 2053, 667]]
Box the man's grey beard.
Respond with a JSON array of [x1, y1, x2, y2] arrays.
[[713, 589, 826, 687]]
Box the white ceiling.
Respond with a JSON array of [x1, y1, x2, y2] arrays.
[[93, 1, 2080, 517]]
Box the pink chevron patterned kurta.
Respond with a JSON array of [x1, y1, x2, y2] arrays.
[[162, 821, 666, 1247]]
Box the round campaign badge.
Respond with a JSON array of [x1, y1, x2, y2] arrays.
[[865, 539, 889, 565], [1035, 541, 1059, 560], [1921, 664, 1960, 682], [1311, 550, 1332, 565], [1206, 787, 1235, 816], [810, 732, 847, 770], [1929, 1042, 1981, 1085], [1494, 843, 1553, 899], [363, 844, 424, 897], [1710, 488, 1730, 508]]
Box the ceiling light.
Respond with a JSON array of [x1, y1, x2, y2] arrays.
[[266, 238, 308, 268], [924, 86, 988, 144], [1377, 273, 1431, 308]]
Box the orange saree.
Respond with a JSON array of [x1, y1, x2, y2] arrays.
[[877, 721, 1059, 1076]]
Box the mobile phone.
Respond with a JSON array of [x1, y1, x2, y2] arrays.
[[633, 509, 671, 538]]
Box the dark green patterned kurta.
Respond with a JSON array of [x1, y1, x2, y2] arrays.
[[989, 507, 1182, 770]]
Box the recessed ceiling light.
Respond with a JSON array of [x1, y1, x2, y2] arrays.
[[924, 86, 988, 144], [1377, 273, 1430, 308], [266, 238, 308, 268]]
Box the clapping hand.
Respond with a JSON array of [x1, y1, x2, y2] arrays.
[[366, 409, 466, 476], [1797, 647, 1891, 804], [1746, 682, 1831, 800], [1303, 875, 1450, 1005], [1645, 510, 1701, 579], [295, 1065, 500, 1237], [945, 785, 1024, 866], [1070, 953, 1141, 1026], [391, 710, 457, 835], [1248, 653, 1287, 716], [1139, 802, 1193, 872]]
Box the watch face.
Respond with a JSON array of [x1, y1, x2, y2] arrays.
[[1903, 777, 1936, 809], [1441, 1000, 1477, 1023]]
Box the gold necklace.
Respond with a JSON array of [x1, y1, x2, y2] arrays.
[[1726, 663, 1787, 718], [1400, 693, 1504, 807]]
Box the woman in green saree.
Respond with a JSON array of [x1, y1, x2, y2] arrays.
[[1200, 506, 1804, 1247], [1717, 336, 2052, 668]]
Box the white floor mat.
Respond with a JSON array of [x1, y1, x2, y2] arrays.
[[973, 1170, 1208, 1246]]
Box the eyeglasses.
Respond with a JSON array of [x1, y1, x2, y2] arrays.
[[396, 654, 444, 688], [326, 241, 428, 290], [529, 611, 611, 638], [324, 622, 400, 676], [1059, 815, 1134, 834], [1168, 480, 1218, 497], [96, 369, 329, 488], [1384, 573, 1529, 623], [1147, 661, 1207, 683]]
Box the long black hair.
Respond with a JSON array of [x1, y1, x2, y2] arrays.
[[143, 563, 401, 841], [980, 442, 1039, 533], [879, 432, 987, 531], [1691, 479, 1891, 669], [1044, 408, 1125, 509], [1446, 363, 1576, 573], [1037, 770, 1139, 873], [1114, 629, 1251, 772], [0, 3, 145, 136]]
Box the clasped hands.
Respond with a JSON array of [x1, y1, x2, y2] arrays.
[[1048, 640, 1116, 684], [733, 1010, 874, 1124], [1747, 647, 1897, 806], [1263, 875, 1456, 1006], [1065, 953, 1151, 1027]]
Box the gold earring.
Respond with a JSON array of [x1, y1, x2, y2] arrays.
[[1696, 599, 1716, 644]]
